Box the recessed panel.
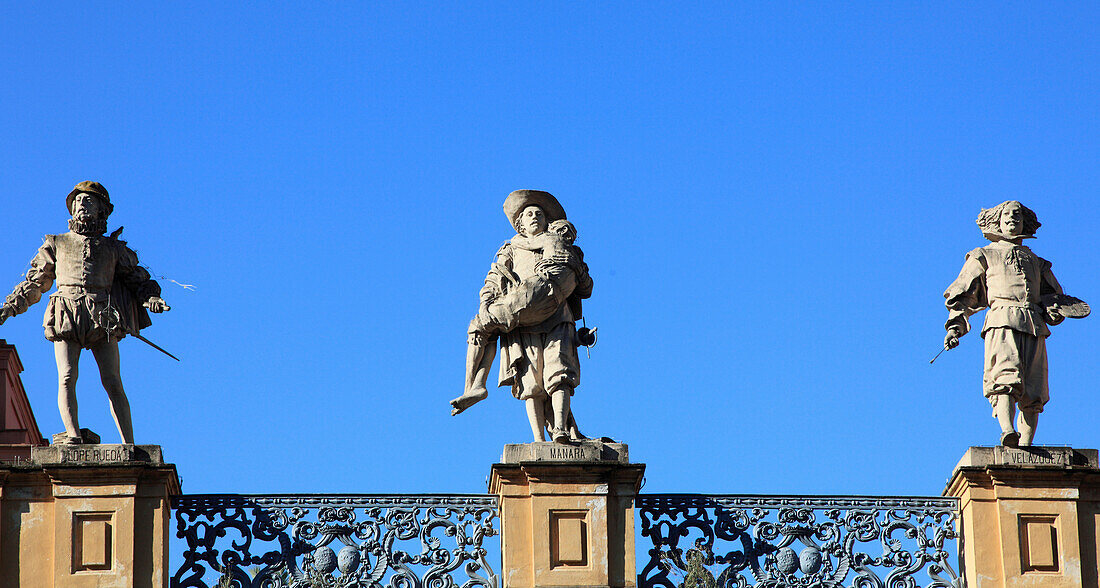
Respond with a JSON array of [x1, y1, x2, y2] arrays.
[[73, 512, 113, 572], [1018, 515, 1059, 573], [549, 510, 588, 568]]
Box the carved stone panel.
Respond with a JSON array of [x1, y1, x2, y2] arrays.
[[72, 512, 113, 572]]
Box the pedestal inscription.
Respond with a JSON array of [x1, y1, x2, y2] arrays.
[[62, 445, 133, 463], [953, 445, 1098, 471], [501, 440, 629, 464], [31, 443, 164, 466]]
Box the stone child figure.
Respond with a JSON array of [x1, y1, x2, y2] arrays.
[[0, 181, 170, 444], [467, 218, 583, 339], [450, 190, 593, 444], [943, 201, 1088, 447]]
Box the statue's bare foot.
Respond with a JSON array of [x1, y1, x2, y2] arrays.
[[1000, 430, 1020, 448], [450, 388, 488, 416]]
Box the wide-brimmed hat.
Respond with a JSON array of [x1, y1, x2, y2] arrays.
[[66, 181, 113, 215], [503, 189, 566, 232]]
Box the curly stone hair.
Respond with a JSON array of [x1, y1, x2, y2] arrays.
[[976, 200, 1040, 238], [547, 219, 577, 245]]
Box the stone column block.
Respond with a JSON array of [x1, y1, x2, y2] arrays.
[[490, 441, 644, 588], [0, 444, 179, 588], [945, 446, 1100, 588]]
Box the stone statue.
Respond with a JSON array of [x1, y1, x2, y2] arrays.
[[0, 181, 170, 445], [943, 201, 1088, 447], [450, 190, 593, 443]]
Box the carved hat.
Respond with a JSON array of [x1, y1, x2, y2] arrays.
[[503, 190, 567, 232], [66, 181, 113, 216]]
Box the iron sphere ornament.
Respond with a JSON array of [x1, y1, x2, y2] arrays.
[[337, 545, 361, 574], [775, 547, 799, 574], [799, 546, 822, 574], [313, 546, 338, 574]]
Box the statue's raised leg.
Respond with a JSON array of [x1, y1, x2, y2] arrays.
[[451, 331, 495, 416]]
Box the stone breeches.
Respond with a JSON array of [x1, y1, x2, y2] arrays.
[[42, 294, 127, 349], [508, 324, 580, 401], [982, 327, 1048, 413]]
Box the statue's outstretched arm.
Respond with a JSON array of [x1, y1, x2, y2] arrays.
[[1, 239, 57, 324]]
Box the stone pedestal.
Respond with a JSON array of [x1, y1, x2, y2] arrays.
[[945, 446, 1100, 588], [489, 441, 644, 588], [0, 444, 180, 588]]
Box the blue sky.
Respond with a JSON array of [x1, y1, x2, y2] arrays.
[[1, 3, 1097, 497]]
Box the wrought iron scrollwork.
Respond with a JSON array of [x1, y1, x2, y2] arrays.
[[172, 495, 499, 588], [637, 495, 961, 588]]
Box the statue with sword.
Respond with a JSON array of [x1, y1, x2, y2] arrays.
[[0, 181, 176, 444]]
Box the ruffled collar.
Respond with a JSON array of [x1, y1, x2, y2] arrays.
[[988, 239, 1031, 251], [510, 233, 545, 251], [982, 231, 1034, 244]]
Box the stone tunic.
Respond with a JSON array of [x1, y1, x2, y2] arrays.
[[480, 241, 592, 401], [4, 232, 161, 348], [944, 241, 1063, 411]]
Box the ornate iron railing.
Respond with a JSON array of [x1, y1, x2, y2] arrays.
[[636, 494, 961, 588], [172, 494, 499, 588]]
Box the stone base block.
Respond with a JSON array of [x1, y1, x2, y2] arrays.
[[490, 442, 644, 588], [0, 444, 180, 588], [945, 445, 1100, 588], [32, 443, 164, 465], [954, 446, 1098, 470], [501, 440, 629, 464]]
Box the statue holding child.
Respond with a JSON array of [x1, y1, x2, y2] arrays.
[[451, 190, 594, 443]]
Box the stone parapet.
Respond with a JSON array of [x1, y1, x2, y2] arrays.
[[0, 444, 180, 588], [490, 441, 644, 588], [945, 445, 1100, 588]]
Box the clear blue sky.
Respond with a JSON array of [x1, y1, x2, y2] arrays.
[[1, 3, 1097, 497]]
